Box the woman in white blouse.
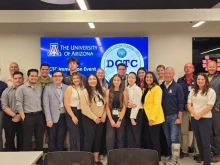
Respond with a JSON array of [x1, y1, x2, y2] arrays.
[[125, 72, 143, 148], [188, 73, 216, 165], [64, 72, 84, 151]]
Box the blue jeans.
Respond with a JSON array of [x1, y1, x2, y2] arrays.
[[163, 114, 180, 155], [0, 111, 4, 151]]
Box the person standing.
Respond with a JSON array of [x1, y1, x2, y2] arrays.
[[126, 72, 143, 148], [64, 72, 84, 151], [2, 62, 20, 87], [206, 61, 220, 163], [141, 71, 164, 161], [80, 74, 106, 165], [0, 80, 8, 151], [43, 70, 68, 152], [177, 63, 199, 160], [160, 67, 184, 164], [1, 71, 24, 151], [156, 65, 165, 85], [16, 69, 45, 152], [106, 74, 128, 152], [188, 73, 216, 165], [136, 67, 147, 90], [36, 63, 53, 89]]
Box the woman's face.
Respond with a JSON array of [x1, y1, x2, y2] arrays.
[[145, 73, 154, 86], [157, 67, 165, 77], [128, 73, 136, 85], [72, 75, 81, 86], [138, 69, 146, 80], [88, 75, 97, 88], [113, 76, 121, 87], [96, 69, 105, 80], [197, 75, 206, 89]]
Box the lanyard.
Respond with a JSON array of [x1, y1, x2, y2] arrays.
[[94, 91, 104, 104]]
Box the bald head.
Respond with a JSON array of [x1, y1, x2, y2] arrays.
[[207, 60, 217, 75], [9, 62, 19, 75], [184, 62, 194, 75], [164, 67, 175, 84]]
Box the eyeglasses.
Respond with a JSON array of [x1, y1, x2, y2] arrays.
[[53, 75, 62, 78]]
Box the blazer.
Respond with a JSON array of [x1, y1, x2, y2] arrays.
[[143, 85, 165, 125], [43, 83, 67, 123]]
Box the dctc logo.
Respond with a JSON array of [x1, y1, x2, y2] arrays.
[[101, 43, 144, 82]]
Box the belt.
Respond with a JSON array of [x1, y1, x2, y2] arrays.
[[60, 113, 65, 116], [25, 111, 43, 116]]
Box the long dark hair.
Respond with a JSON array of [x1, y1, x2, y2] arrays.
[[141, 71, 159, 104], [136, 67, 147, 88], [109, 74, 124, 110], [85, 74, 104, 103], [193, 73, 211, 96]]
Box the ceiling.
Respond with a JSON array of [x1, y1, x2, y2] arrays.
[[0, 0, 219, 10]]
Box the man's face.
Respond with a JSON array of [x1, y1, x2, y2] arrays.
[[117, 65, 126, 77], [9, 63, 19, 75], [52, 72, 63, 84], [13, 74, 24, 87], [28, 72, 38, 84], [40, 66, 50, 77], [68, 62, 78, 71], [184, 63, 194, 75], [207, 62, 217, 75], [164, 68, 174, 82]]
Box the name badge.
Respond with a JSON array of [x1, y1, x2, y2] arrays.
[[97, 101, 103, 107], [60, 102, 64, 108], [188, 86, 192, 92], [112, 109, 119, 116]]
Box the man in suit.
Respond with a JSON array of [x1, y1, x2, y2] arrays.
[[43, 70, 68, 152]]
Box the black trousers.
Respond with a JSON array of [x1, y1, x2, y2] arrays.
[[22, 112, 45, 151], [191, 117, 212, 165], [82, 115, 104, 152], [66, 107, 84, 151], [142, 112, 161, 160], [48, 114, 67, 152], [3, 113, 23, 151], [211, 109, 220, 154], [125, 108, 143, 148], [100, 120, 107, 155], [106, 117, 126, 153]]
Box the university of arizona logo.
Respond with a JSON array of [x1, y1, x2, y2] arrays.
[[48, 43, 61, 56]]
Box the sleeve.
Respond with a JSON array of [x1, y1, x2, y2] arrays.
[[207, 89, 216, 105], [15, 87, 24, 113], [1, 89, 9, 111], [177, 85, 185, 112], [43, 87, 52, 122], [80, 90, 97, 121], [130, 87, 142, 119], [187, 90, 193, 104], [150, 86, 162, 121]]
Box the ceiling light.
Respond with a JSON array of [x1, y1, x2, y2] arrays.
[[76, 0, 88, 10], [201, 47, 220, 54], [41, 0, 75, 5], [192, 21, 205, 28], [88, 23, 95, 29]]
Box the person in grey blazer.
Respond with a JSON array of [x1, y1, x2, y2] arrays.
[[43, 70, 68, 152]]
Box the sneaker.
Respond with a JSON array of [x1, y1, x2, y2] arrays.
[[95, 161, 103, 165], [211, 154, 220, 163], [180, 152, 189, 159]]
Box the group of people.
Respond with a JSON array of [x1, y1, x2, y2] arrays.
[[0, 58, 220, 165]]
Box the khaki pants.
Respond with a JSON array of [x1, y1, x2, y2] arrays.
[[181, 111, 199, 154]]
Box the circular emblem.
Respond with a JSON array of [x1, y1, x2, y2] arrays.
[[101, 43, 145, 82]]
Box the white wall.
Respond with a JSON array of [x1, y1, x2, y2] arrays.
[[0, 28, 220, 81]]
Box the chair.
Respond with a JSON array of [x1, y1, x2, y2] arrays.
[[43, 151, 95, 165], [107, 148, 159, 165]]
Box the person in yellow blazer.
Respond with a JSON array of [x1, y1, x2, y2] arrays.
[[141, 71, 165, 161]]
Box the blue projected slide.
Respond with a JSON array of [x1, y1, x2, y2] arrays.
[[41, 37, 148, 82]]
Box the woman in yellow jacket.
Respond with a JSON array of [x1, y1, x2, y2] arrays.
[[141, 71, 165, 161]]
